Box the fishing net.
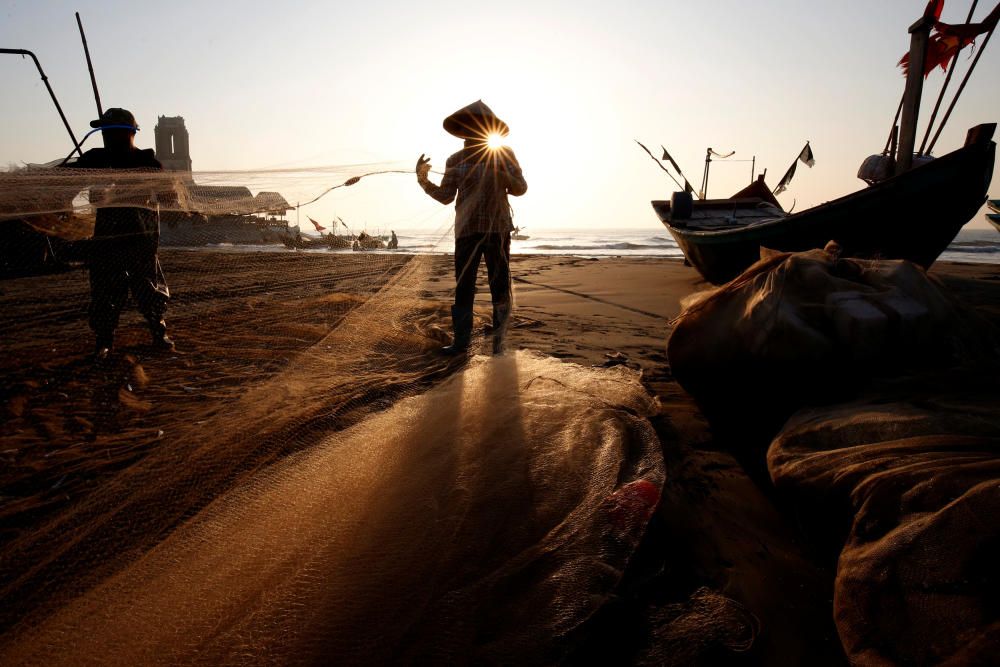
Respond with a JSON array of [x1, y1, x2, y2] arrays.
[[768, 374, 1000, 665], [664, 242, 1000, 664], [0, 159, 666, 664], [667, 246, 999, 441]]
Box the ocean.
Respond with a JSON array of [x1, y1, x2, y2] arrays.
[[209, 226, 1000, 264], [336, 227, 1000, 264]]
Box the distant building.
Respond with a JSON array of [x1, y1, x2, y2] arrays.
[[154, 115, 290, 221], [254, 191, 293, 218], [154, 116, 193, 173]]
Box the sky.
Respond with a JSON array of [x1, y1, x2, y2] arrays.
[[1, 0, 998, 232]]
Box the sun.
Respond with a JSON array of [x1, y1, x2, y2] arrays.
[[486, 133, 505, 150]]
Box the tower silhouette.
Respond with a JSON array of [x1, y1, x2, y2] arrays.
[[154, 116, 193, 174]]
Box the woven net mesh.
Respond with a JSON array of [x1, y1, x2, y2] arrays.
[[0, 162, 665, 664]]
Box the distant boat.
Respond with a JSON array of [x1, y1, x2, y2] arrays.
[[988, 212, 1000, 233], [653, 126, 995, 283], [512, 226, 530, 241], [989, 198, 999, 213]]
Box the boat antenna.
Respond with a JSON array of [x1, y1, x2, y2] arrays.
[[0, 48, 83, 158], [700, 147, 735, 199], [75, 12, 103, 118], [926, 3, 1000, 154], [634, 140, 690, 195]]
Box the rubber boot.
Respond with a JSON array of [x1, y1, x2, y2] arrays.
[[442, 306, 473, 355], [491, 303, 510, 355], [148, 318, 176, 352]]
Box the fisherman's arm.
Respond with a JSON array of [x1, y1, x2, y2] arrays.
[[416, 154, 458, 205], [499, 147, 527, 197]]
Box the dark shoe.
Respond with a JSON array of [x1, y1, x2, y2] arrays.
[[441, 305, 473, 355], [151, 332, 176, 352], [441, 341, 469, 355], [148, 318, 176, 351]]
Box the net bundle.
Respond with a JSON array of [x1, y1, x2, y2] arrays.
[[0, 160, 665, 664]]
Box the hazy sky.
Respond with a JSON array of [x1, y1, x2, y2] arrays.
[[1, 0, 997, 232]]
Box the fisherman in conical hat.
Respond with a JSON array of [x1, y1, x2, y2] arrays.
[[416, 100, 527, 355]]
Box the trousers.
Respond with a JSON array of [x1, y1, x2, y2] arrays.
[[88, 237, 170, 337], [454, 232, 511, 312]]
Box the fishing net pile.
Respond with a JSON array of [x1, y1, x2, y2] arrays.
[[667, 246, 1000, 664], [0, 164, 665, 663], [667, 246, 997, 437]]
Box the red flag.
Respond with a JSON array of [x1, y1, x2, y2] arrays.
[[308, 217, 326, 231], [900, 2, 1000, 77]]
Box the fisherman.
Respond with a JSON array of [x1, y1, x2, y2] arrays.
[[416, 100, 527, 354], [388, 230, 399, 250], [63, 108, 175, 360]]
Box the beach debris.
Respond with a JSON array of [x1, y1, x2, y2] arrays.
[[596, 351, 640, 370], [606, 478, 660, 532], [131, 363, 149, 388], [117, 386, 152, 413]]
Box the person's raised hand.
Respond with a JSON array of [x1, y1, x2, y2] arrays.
[[416, 154, 431, 180]]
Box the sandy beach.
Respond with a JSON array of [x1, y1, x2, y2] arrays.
[[1, 249, 998, 663]]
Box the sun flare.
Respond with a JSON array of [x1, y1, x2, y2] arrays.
[[486, 133, 505, 150]]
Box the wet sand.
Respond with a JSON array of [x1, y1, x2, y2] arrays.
[[1, 249, 998, 662]]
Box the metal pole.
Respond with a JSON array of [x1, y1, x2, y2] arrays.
[[701, 148, 712, 199], [884, 95, 905, 155], [75, 12, 103, 118], [0, 48, 83, 157]]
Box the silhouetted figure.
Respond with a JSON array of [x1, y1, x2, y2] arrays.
[[388, 230, 399, 250], [63, 108, 175, 360], [417, 100, 527, 354]]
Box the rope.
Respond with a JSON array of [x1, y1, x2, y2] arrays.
[[927, 23, 996, 154], [292, 169, 423, 210], [920, 0, 980, 154]]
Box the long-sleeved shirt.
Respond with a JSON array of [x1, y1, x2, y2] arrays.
[[62, 147, 165, 242], [419, 144, 527, 237]]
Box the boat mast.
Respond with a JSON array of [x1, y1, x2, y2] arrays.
[[896, 13, 935, 174]]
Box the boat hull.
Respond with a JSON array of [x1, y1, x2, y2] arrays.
[[653, 137, 995, 284]]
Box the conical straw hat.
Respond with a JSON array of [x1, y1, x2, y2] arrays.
[[442, 100, 509, 139]]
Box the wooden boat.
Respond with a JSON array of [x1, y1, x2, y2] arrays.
[[989, 198, 1000, 213], [650, 5, 999, 284], [653, 124, 995, 284], [988, 212, 1000, 232]]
